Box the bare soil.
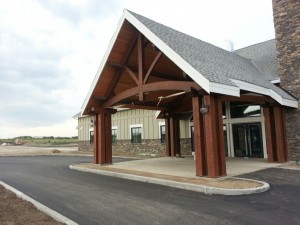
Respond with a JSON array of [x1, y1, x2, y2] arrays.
[[0, 185, 64, 225], [0, 146, 92, 157], [76, 163, 263, 189]]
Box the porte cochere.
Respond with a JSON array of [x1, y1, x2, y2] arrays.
[[81, 10, 298, 178]]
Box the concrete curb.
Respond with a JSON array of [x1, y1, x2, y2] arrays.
[[69, 165, 270, 196], [0, 181, 78, 225]]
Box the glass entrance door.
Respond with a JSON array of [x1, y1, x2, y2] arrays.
[[232, 123, 263, 158]]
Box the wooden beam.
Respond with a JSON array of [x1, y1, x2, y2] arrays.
[[117, 102, 168, 111], [102, 81, 202, 107], [109, 64, 187, 82], [138, 33, 145, 101], [105, 32, 138, 98], [90, 107, 117, 114], [124, 66, 139, 86], [143, 51, 163, 84], [93, 95, 107, 101], [221, 95, 274, 103]]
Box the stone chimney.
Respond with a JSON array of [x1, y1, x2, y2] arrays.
[[272, 0, 300, 161]]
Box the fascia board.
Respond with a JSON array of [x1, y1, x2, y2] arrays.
[[124, 10, 210, 94], [269, 89, 298, 108], [271, 78, 280, 84], [81, 14, 127, 115], [209, 82, 240, 97], [231, 79, 298, 108]]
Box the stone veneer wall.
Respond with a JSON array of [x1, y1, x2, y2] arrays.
[[273, 0, 300, 160], [180, 138, 193, 156], [78, 141, 93, 152], [78, 139, 193, 157]]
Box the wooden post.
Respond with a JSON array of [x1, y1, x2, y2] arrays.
[[165, 117, 171, 157], [192, 96, 207, 176], [105, 113, 112, 164], [203, 95, 226, 178], [216, 96, 226, 176], [94, 114, 99, 164], [169, 116, 180, 157], [263, 106, 276, 162], [273, 105, 287, 163], [174, 117, 181, 156], [93, 111, 113, 165]]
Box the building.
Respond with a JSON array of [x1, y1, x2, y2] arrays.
[[77, 39, 281, 159], [78, 3, 299, 178]]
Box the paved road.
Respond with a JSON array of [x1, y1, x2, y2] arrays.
[[0, 156, 299, 225]]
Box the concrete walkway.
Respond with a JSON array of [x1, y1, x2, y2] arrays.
[[106, 156, 282, 177], [70, 157, 282, 195]]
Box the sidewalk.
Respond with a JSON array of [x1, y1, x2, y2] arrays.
[[69, 157, 280, 195]]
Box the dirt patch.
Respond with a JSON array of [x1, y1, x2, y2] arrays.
[[76, 163, 262, 189], [0, 146, 92, 157], [0, 185, 64, 225]]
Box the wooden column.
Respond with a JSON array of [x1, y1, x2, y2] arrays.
[[263, 104, 288, 163], [169, 116, 180, 157], [165, 115, 180, 157], [93, 112, 113, 164], [203, 95, 226, 178], [94, 114, 99, 164], [263, 106, 276, 162], [216, 96, 226, 176], [273, 105, 288, 163], [192, 96, 206, 176], [165, 117, 171, 157]]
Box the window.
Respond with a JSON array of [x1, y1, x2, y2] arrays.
[[230, 102, 261, 118], [131, 127, 142, 143], [89, 131, 94, 144], [160, 125, 166, 143], [112, 129, 117, 143]]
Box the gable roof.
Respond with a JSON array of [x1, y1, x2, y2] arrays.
[[82, 10, 297, 114], [235, 39, 279, 82]]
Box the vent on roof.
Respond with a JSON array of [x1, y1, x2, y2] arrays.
[[225, 39, 234, 52]]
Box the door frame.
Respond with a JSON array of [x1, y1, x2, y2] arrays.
[[232, 122, 264, 158]]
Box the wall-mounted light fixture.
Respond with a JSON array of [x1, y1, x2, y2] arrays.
[[200, 97, 209, 114]]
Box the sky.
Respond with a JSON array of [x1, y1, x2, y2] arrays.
[[0, 0, 275, 138]]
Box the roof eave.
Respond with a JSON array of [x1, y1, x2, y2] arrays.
[[230, 79, 298, 108]]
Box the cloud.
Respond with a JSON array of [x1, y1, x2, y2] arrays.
[[0, 0, 120, 136], [39, 0, 121, 25], [0, 0, 275, 138]]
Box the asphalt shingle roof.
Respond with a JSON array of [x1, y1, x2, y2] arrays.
[[235, 39, 279, 81], [128, 10, 295, 101]]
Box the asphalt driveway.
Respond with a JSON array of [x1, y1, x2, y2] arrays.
[[0, 156, 299, 225]]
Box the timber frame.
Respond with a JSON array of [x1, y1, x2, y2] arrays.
[[81, 10, 293, 178]]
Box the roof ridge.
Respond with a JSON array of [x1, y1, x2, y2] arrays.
[[126, 9, 259, 70], [235, 39, 275, 52]]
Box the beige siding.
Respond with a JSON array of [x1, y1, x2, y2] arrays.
[[112, 109, 164, 140], [78, 116, 94, 141], [77, 109, 192, 141]]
